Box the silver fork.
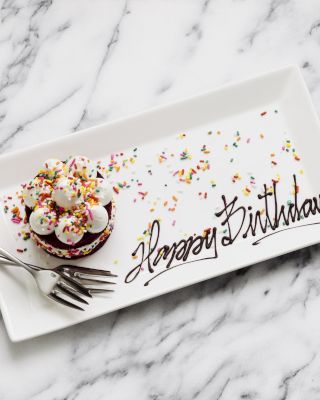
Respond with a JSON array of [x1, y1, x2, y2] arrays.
[[0, 248, 117, 311]]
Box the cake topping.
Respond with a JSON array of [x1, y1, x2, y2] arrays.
[[41, 159, 65, 179], [66, 156, 97, 179], [52, 177, 83, 210], [94, 178, 113, 206], [23, 177, 52, 208], [55, 215, 84, 245], [23, 156, 113, 246], [29, 207, 57, 235], [86, 204, 109, 233]]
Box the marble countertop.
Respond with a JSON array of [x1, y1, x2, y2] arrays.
[[1, 1, 320, 399]]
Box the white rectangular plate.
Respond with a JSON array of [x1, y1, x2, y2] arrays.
[[1, 66, 320, 342]]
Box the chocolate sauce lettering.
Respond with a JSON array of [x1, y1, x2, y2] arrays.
[[125, 220, 218, 284], [215, 195, 246, 245], [125, 175, 320, 286]]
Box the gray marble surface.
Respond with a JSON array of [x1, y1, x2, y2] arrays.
[[1, 1, 320, 399]]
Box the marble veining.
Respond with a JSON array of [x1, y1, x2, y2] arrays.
[[1, 0, 320, 399]]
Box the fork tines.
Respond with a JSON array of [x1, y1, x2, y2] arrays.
[[60, 265, 118, 277], [58, 264, 117, 295], [56, 281, 89, 305], [60, 274, 92, 298], [48, 292, 85, 311], [88, 288, 115, 294], [72, 275, 116, 285]]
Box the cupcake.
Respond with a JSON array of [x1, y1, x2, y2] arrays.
[[22, 156, 115, 259]]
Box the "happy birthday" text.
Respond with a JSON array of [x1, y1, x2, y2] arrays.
[[125, 175, 320, 286]]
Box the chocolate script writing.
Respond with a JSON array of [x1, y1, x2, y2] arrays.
[[125, 175, 320, 286]]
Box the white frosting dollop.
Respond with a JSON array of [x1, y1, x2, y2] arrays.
[[23, 177, 52, 208], [66, 156, 97, 179], [55, 215, 84, 245], [42, 159, 65, 179], [94, 178, 113, 206], [52, 177, 83, 209], [29, 207, 57, 235], [86, 205, 109, 233]]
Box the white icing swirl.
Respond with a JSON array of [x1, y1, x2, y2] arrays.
[[42, 159, 65, 179], [23, 177, 52, 208], [66, 156, 97, 179], [94, 178, 113, 206], [55, 215, 84, 245], [86, 205, 109, 233], [29, 207, 57, 235], [52, 177, 83, 209]]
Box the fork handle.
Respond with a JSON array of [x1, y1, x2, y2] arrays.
[[0, 248, 35, 274], [0, 256, 40, 271]]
